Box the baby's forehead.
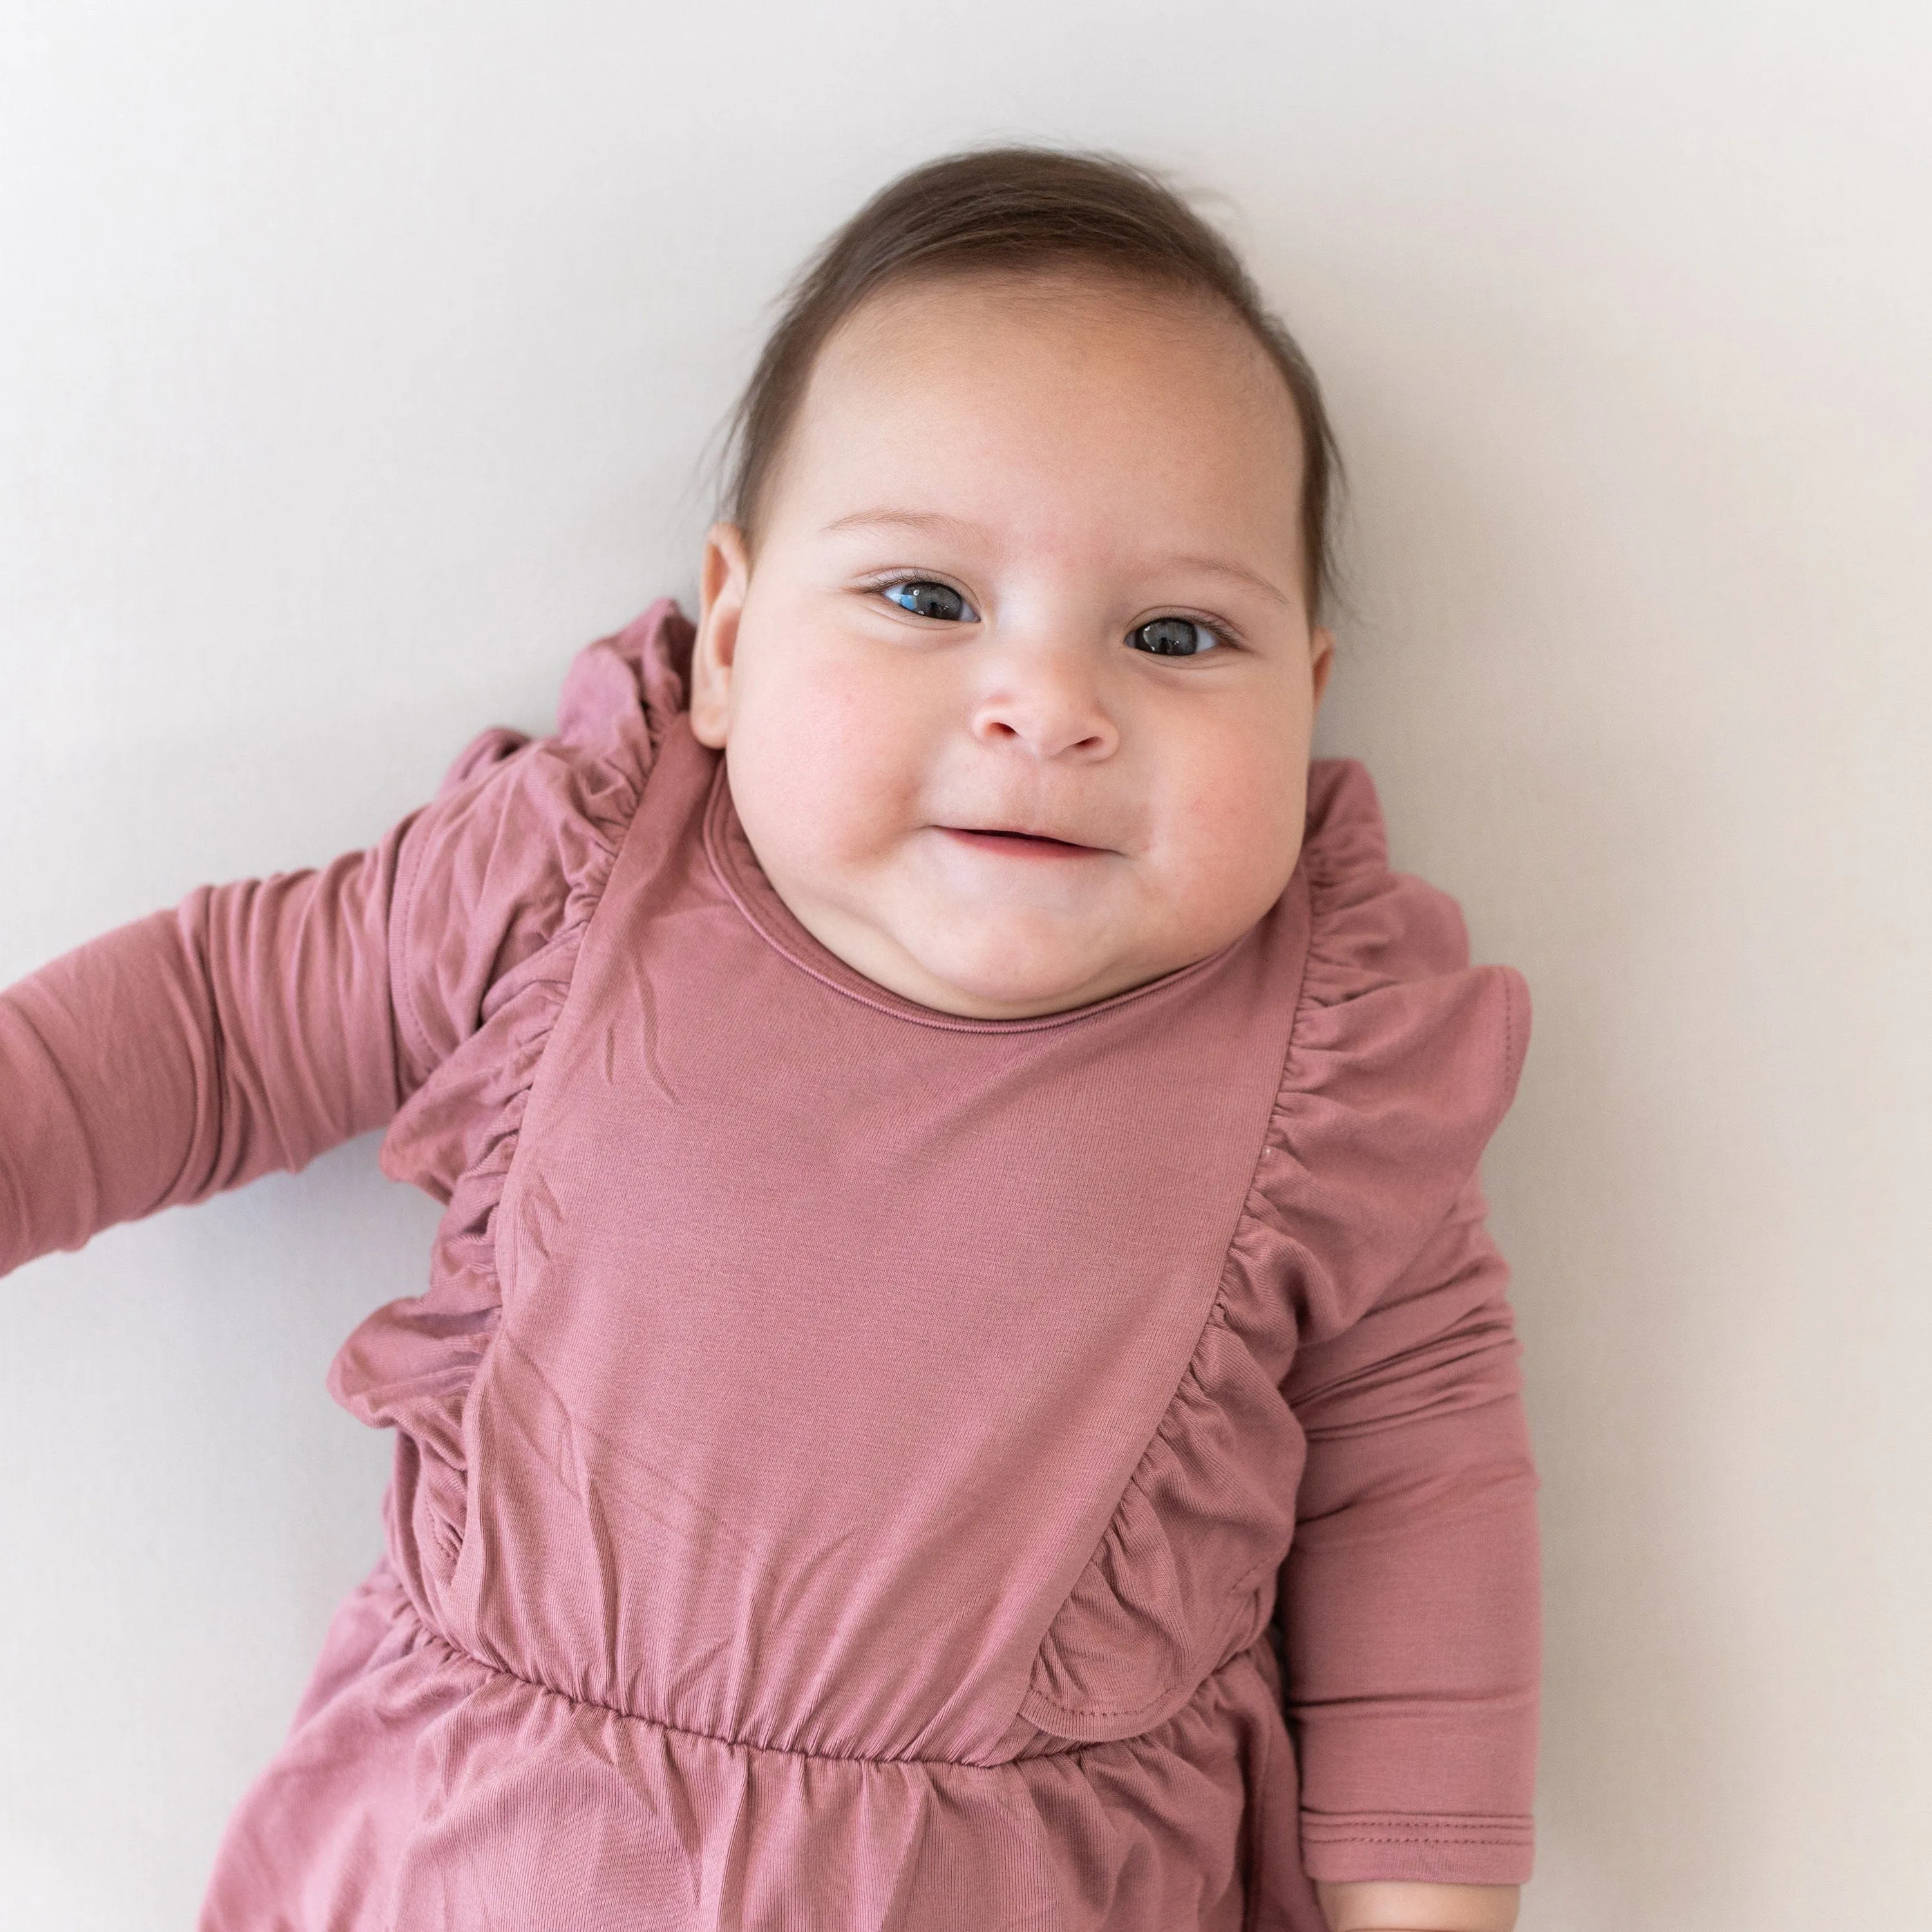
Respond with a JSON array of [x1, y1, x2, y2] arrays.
[[777, 272, 1307, 551]]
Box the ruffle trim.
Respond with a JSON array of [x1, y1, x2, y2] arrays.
[[1022, 758, 1531, 1743], [329, 600, 696, 1629]]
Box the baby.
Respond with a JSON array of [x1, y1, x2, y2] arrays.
[[0, 148, 1538, 1931]]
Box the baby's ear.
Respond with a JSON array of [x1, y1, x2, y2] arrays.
[[1310, 623, 1336, 708], [691, 523, 750, 747]]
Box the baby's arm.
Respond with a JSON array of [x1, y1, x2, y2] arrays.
[[1282, 1174, 1540, 1923], [0, 839, 411, 1276], [0, 702, 600, 1278]]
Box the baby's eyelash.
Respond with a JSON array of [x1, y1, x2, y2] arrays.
[[1183, 615, 1235, 649], [863, 570, 958, 591]]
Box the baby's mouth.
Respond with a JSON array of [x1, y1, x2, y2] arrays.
[[938, 826, 1106, 858]]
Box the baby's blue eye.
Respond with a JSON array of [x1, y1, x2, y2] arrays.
[[884, 580, 976, 621], [1130, 617, 1221, 657]]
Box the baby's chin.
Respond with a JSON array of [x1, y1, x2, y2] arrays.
[[889, 922, 1181, 1021]]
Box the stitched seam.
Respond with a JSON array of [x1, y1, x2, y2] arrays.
[[1025, 1682, 1184, 1724], [1223, 1545, 1283, 1601], [1024, 1604, 1276, 1727], [1312, 1833, 1529, 1847]]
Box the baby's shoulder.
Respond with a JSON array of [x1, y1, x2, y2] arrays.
[[1298, 754, 1484, 987], [553, 597, 696, 779], [1242, 754, 1531, 1336], [386, 601, 697, 1086]]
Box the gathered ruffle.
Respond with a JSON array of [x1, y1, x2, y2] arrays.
[[1023, 758, 1530, 1743], [328, 600, 696, 1631]]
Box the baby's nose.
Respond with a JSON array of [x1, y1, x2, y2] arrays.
[[968, 641, 1119, 761]]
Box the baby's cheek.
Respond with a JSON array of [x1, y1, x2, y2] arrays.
[[1169, 746, 1305, 928], [791, 737, 925, 880]]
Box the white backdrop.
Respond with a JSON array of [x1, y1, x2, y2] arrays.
[[3, 5, 1927, 1926]]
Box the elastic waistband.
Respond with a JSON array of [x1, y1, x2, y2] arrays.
[[387, 1577, 1270, 1773]]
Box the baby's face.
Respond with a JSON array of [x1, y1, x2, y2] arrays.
[[690, 270, 1333, 1020]]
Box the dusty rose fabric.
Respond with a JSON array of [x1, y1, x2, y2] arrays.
[[0, 600, 1539, 1929]]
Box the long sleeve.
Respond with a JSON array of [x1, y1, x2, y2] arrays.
[[0, 716, 559, 1278], [0, 603, 687, 1283], [1280, 1173, 1540, 1885], [1248, 755, 1540, 1889], [0, 831, 417, 1278]]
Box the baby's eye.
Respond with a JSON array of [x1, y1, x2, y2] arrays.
[[884, 580, 977, 621], [1128, 617, 1222, 658]]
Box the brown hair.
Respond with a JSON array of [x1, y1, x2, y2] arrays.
[[720, 145, 1344, 621]]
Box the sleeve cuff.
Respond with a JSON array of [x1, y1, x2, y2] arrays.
[[1300, 1810, 1534, 1886]]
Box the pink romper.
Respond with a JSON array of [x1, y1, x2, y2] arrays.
[[0, 601, 1539, 1929]]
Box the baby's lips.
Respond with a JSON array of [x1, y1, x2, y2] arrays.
[[940, 824, 1108, 854]]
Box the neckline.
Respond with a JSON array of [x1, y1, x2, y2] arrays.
[[696, 742, 1245, 1035]]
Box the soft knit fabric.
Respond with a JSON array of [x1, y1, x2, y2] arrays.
[[0, 600, 1540, 1929]]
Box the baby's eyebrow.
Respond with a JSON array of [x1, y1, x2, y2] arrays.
[[1164, 556, 1297, 611], [820, 508, 974, 538]]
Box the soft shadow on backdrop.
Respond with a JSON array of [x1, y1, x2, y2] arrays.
[[2, 5, 1926, 1927]]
